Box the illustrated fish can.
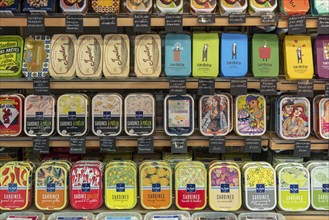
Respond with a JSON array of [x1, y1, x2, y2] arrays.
[[277, 163, 310, 211], [190, 0, 216, 14], [164, 94, 194, 136], [319, 97, 329, 139], [76, 35, 103, 79], [310, 0, 329, 16], [91, 0, 120, 13], [96, 212, 142, 220], [23, 0, 55, 13], [235, 94, 266, 136], [238, 212, 286, 220], [200, 94, 231, 136], [192, 212, 238, 220], [314, 35, 329, 79], [243, 162, 277, 211], [103, 34, 130, 78], [0, 35, 23, 77], [48, 212, 95, 220], [252, 34, 279, 78], [192, 33, 219, 78], [0, 212, 46, 220], [209, 162, 242, 211], [249, 0, 277, 16], [175, 161, 207, 210], [124, 93, 155, 136], [57, 94, 89, 137], [0, 0, 20, 13], [22, 35, 51, 78], [105, 161, 137, 209], [0, 94, 24, 137], [165, 33, 191, 77], [221, 33, 248, 77], [309, 163, 329, 210], [24, 95, 55, 137], [279, 0, 310, 16], [140, 161, 172, 209], [219, 0, 248, 15], [126, 0, 152, 12], [156, 0, 183, 14], [277, 96, 310, 140], [49, 34, 77, 80], [35, 163, 69, 210], [70, 161, 103, 210], [135, 35, 161, 78], [144, 211, 190, 220], [60, 0, 88, 14]]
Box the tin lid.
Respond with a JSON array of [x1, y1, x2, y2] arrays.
[[48, 212, 95, 220], [60, 0, 88, 14], [238, 212, 286, 220], [156, 0, 183, 13], [144, 211, 190, 220], [319, 98, 329, 139], [192, 212, 238, 220], [96, 212, 142, 220], [0, 35, 23, 77], [126, 0, 152, 12], [190, 0, 217, 13], [0, 94, 23, 137], [0, 212, 46, 220], [91, 0, 120, 13], [280, 0, 309, 16], [220, 0, 247, 14], [249, 0, 277, 12]]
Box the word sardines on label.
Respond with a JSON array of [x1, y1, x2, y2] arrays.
[[0, 35, 23, 78]]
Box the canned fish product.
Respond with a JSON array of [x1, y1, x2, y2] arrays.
[[156, 0, 183, 14], [48, 212, 95, 220], [238, 212, 286, 220], [319, 97, 329, 139], [192, 212, 237, 220], [190, 0, 216, 14], [309, 163, 329, 210], [311, 0, 329, 16], [60, 0, 88, 14], [314, 35, 329, 79], [91, 0, 120, 13], [0, 212, 46, 220], [126, 0, 152, 12], [249, 0, 277, 16], [0, 35, 23, 77], [220, 0, 247, 15], [96, 212, 142, 220], [144, 211, 190, 220], [280, 0, 309, 16]]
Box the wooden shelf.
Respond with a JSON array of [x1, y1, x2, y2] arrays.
[[0, 78, 327, 90], [278, 18, 318, 29]]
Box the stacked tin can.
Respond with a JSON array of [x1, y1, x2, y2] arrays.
[[313, 95, 329, 140]]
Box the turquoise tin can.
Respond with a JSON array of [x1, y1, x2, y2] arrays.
[[221, 33, 248, 77], [165, 34, 191, 77]]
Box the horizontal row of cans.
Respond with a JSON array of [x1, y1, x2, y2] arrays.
[[1, 34, 328, 79], [0, 160, 328, 211], [1, 93, 328, 139]]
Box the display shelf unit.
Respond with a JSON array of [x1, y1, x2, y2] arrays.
[[0, 15, 320, 28], [0, 78, 327, 90]]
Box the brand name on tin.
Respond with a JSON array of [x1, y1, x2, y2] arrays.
[[290, 184, 299, 194], [220, 184, 230, 193], [227, 61, 241, 65], [47, 183, 56, 192], [152, 183, 161, 192], [256, 184, 265, 193], [288, 0, 296, 7], [57, 45, 69, 65], [68, 111, 76, 120], [293, 65, 308, 69], [0, 42, 16, 48], [0, 47, 20, 55], [143, 45, 153, 66], [116, 183, 125, 192], [323, 184, 329, 193], [103, 111, 111, 120], [84, 46, 95, 66], [82, 183, 91, 192], [135, 111, 143, 119], [8, 183, 17, 192], [111, 45, 122, 66], [35, 111, 44, 120], [186, 184, 196, 193]]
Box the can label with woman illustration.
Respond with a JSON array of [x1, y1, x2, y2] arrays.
[[235, 94, 266, 136], [319, 98, 329, 140], [278, 96, 311, 140]]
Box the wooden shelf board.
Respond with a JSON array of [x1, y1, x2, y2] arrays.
[[278, 18, 318, 29]]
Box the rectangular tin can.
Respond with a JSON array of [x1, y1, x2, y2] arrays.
[[319, 97, 329, 139], [0, 94, 23, 137], [220, 0, 247, 15], [0, 35, 23, 77], [249, 0, 277, 15], [314, 35, 329, 79], [280, 0, 310, 16]]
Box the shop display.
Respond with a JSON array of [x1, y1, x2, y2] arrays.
[[60, 0, 88, 14], [310, 0, 329, 16], [0, 35, 23, 77], [279, 0, 310, 16], [135, 34, 161, 78], [156, 0, 183, 14], [0, 0, 20, 13], [49, 34, 77, 80], [219, 0, 247, 15], [192, 33, 219, 78], [103, 34, 130, 78], [23, 0, 55, 12], [91, 0, 120, 13], [96, 212, 142, 220], [22, 35, 50, 78], [126, 0, 152, 13], [252, 34, 279, 78], [314, 35, 329, 79], [221, 33, 248, 77], [164, 94, 194, 136], [190, 0, 217, 14], [249, 0, 277, 15], [165, 33, 191, 77], [284, 35, 314, 80]]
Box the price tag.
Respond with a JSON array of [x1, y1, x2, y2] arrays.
[[260, 78, 277, 95], [325, 81, 329, 97], [297, 80, 314, 98], [245, 137, 262, 153], [198, 78, 215, 95], [209, 136, 225, 153], [27, 16, 45, 34], [288, 15, 306, 35], [318, 17, 329, 35], [171, 137, 187, 153], [100, 137, 116, 153], [169, 79, 186, 95], [165, 14, 183, 32], [294, 141, 311, 157], [230, 78, 247, 96], [134, 14, 151, 33], [229, 14, 246, 24], [261, 12, 278, 23], [138, 137, 154, 154], [66, 15, 83, 33], [100, 14, 117, 33], [33, 137, 49, 154], [70, 137, 86, 154], [198, 14, 215, 24], [33, 78, 50, 95]]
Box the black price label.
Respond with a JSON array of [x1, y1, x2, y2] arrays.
[[260, 78, 277, 95], [209, 136, 225, 153], [138, 137, 154, 154], [325, 81, 329, 97], [33, 137, 49, 154], [297, 80, 314, 98], [261, 12, 278, 23], [100, 14, 117, 33], [66, 15, 83, 33], [245, 137, 262, 153], [169, 79, 186, 95], [33, 78, 50, 95], [198, 14, 215, 24], [171, 137, 187, 153], [229, 14, 246, 24], [100, 137, 116, 153], [165, 14, 183, 32], [318, 17, 329, 35], [294, 141, 311, 157], [198, 78, 215, 95], [27, 16, 45, 34], [230, 78, 247, 96], [134, 14, 151, 33], [70, 137, 86, 154], [288, 15, 306, 35]]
